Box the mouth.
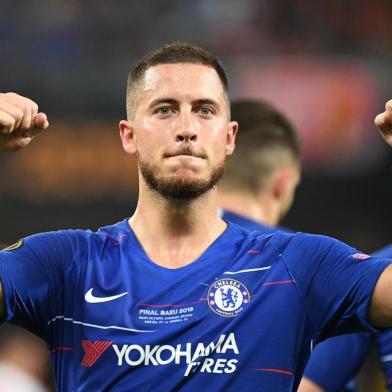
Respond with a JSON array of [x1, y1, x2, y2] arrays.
[[168, 154, 203, 159], [164, 151, 206, 159]]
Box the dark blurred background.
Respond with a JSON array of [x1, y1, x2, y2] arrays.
[[1, 1, 392, 391], [1, 0, 392, 251]]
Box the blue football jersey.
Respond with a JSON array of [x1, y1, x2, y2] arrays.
[[0, 219, 390, 391]]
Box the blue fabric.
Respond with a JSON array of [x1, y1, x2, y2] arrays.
[[0, 219, 390, 391], [374, 245, 392, 392], [303, 245, 392, 392], [303, 333, 373, 392], [222, 210, 279, 234]]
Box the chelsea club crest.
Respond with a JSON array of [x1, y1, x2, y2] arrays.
[[207, 278, 250, 317]]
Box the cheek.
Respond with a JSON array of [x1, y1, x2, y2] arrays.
[[206, 138, 229, 162], [135, 121, 167, 153]]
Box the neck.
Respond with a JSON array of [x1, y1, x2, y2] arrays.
[[129, 178, 227, 269], [218, 190, 279, 227]]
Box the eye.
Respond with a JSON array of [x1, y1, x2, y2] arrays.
[[197, 107, 214, 116], [155, 107, 173, 116]]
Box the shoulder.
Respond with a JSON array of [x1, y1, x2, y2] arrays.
[[222, 209, 279, 234], [2, 219, 130, 256], [266, 231, 357, 261]]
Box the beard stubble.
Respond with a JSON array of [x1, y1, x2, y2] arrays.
[[138, 153, 225, 200]]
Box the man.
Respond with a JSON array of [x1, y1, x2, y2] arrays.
[[218, 98, 301, 233], [299, 324, 373, 392], [220, 99, 365, 392], [1, 43, 392, 391]]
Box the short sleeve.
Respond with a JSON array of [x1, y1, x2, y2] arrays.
[[0, 230, 86, 336], [276, 233, 392, 337]]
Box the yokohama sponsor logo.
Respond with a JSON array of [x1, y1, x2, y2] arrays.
[[113, 333, 239, 376], [81, 334, 240, 375], [81, 340, 112, 367]]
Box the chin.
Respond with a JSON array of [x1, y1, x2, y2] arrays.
[[139, 154, 225, 200]]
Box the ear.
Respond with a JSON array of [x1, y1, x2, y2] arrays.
[[272, 167, 300, 201], [119, 120, 137, 155], [225, 121, 238, 156]]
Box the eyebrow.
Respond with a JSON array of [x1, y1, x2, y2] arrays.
[[148, 98, 221, 109], [148, 98, 178, 108], [193, 99, 220, 108]]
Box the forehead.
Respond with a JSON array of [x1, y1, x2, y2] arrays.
[[140, 63, 226, 104]]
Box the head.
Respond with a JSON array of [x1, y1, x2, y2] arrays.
[[221, 98, 301, 223], [119, 43, 237, 200]]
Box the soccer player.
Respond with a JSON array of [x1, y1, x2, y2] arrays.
[[218, 98, 301, 233], [220, 100, 364, 392], [299, 325, 373, 392], [1, 43, 392, 391]]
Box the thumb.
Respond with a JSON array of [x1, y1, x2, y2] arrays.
[[33, 112, 49, 129]]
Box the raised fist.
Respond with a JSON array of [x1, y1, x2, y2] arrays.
[[375, 100, 392, 146], [0, 92, 49, 152]]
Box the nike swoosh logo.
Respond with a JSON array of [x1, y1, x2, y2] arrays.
[[84, 288, 128, 304]]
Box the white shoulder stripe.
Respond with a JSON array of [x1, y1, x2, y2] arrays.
[[381, 354, 392, 362], [47, 315, 156, 333], [223, 266, 271, 275]]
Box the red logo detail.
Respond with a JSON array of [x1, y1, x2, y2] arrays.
[[81, 340, 112, 368]]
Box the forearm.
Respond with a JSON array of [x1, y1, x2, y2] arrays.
[[298, 377, 325, 392]]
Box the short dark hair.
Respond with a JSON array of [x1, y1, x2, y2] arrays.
[[126, 42, 229, 118], [222, 98, 301, 193]]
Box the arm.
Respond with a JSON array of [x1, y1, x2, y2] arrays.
[[298, 377, 325, 392], [0, 92, 49, 320], [370, 102, 392, 327]]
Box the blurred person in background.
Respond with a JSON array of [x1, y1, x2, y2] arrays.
[[0, 324, 52, 392], [299, 321, 373, 392], [298, 105, 392, 392], [221, 99, 376, 392], [218, 98, 301, 232], [2, 43, 392, 391]]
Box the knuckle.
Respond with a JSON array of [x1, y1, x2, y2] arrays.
[[4, 116, 15, 128], [15, 108, 24, 120], [20, 102, 31, 115]]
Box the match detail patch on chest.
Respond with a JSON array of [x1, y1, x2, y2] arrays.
[[207, 278, 250, 317]]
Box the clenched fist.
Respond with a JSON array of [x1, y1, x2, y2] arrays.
[[375, 100, 392, 146], [0, 92, 49, 152]]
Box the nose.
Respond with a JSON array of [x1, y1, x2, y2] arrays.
[[175, 111, 198, 143]]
